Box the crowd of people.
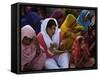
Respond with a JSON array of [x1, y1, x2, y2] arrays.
[[21, 6, 96, 71]]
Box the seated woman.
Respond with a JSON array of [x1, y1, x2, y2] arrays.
[[70, 36, 95, 68], [37, 18, 70, 69], [60, 14, 84, 52], [21, 25, 46, 71]]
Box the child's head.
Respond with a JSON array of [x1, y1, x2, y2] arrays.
[[46, 20, 57, 37]]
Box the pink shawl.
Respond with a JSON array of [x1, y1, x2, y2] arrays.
[[21, 25, 37, 70]]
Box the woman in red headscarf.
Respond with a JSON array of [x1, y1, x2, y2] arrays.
[[70, 36, 94, 68]]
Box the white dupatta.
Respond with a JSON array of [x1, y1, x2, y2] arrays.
[[41, 18, 60, 48]]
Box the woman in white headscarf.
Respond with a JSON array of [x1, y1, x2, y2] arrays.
[[37, 18, 70, 69]]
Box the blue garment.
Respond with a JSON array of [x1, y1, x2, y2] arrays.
[[77, 10, 91, 32], [21, 12, 41, 34], [21, 16, 29, 27]]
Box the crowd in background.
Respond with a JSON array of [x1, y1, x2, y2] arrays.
[[21, 6, 96, 71]]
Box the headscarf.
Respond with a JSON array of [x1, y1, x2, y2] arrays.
[[71, 36, 90, 65], [41, 18, 60, 48], [77, 10, 91, 32], [60, 14, 84, 51], [50, 9, 64, 19], [50, 9, 65, 27], [21, 25, 36, 70], [60, 14, 77, 34]]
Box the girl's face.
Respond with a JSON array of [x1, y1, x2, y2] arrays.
[[46, 25, 56, 38]]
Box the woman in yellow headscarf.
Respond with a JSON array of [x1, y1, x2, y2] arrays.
[[60, 14, 84, 52]]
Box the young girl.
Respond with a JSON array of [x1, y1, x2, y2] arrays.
[[37, 18, 70, 69], [70, 36, 94, 68], [21, 25, 46, 71]]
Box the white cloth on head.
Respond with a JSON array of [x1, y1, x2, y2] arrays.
[[41, 18, 60, 48]]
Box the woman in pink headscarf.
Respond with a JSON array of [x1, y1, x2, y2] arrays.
[[21, 25, 46, 71]]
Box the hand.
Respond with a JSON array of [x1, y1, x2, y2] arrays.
[[51, 43, 57, 48], [59, 39, 67, 51], [48, 49, 54, 56]]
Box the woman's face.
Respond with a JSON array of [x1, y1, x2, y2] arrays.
[[32, 36, 39, 45], [22, 36, 33, 45], [80, 39, 85, 49], [46, 25, 56, 38], [22, 36, 39, 45]]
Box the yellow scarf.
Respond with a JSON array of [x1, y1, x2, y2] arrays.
[[60, 14, 84, 51]]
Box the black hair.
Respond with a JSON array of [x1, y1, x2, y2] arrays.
[[46, 20, 57, 29]]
